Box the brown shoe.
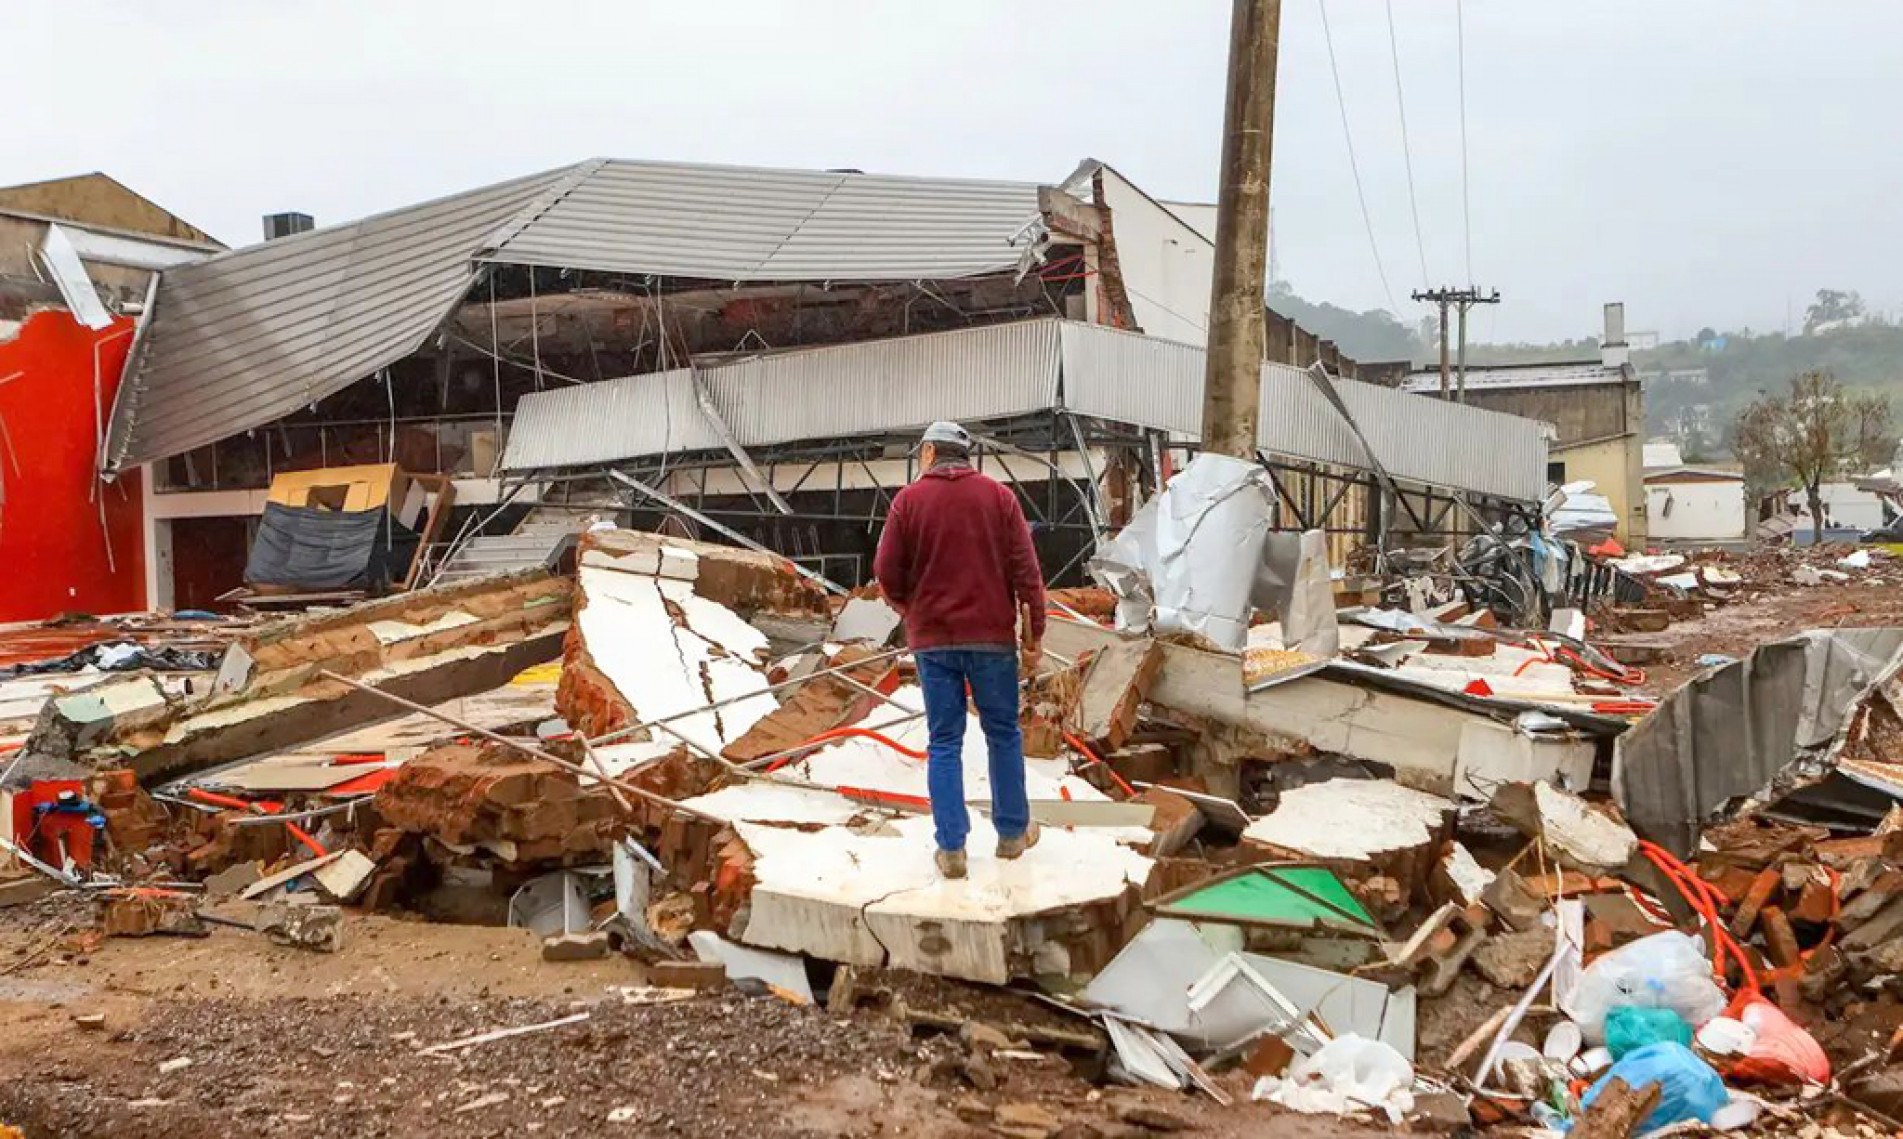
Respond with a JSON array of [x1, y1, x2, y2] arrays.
[[996, 822, 1041, 861], [935, 848, 968, 879]]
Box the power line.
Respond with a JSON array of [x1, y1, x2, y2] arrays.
[[1456, 0, 1473, 284], [1384, 0, 1431, 285], [1317, 0, 1399, 314]]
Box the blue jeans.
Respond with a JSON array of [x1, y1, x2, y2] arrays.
[[915, 648, 1030, 853]]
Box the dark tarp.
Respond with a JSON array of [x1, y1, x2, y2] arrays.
[[244, 502, 420, 593]]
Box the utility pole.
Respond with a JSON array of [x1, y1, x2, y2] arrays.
[[1200, 0, 1281, 459], [1412, 286, 1500, 402]]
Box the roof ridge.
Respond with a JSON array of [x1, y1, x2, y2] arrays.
[[477, 158, 606, 256]]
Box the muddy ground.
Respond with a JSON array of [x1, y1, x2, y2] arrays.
[[1634, 577, 1903, 693], [0, 902, 1388, 1139]]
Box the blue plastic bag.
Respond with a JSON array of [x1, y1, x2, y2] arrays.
[[1581, 1042, 1726, 1133], [1605, 1006, 1693, 1059]]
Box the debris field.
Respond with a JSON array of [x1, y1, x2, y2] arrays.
[[7, 521, 1903, 1138]]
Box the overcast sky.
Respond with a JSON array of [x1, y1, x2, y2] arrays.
[[7, 1, 1899, 343]]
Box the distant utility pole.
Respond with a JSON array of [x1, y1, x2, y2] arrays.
[[1412, 286, 1501, 402], [1200, 0, 1282, 459]]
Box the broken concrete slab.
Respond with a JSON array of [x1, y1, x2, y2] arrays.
[[557, 534, 782, 750], [731, 814, 1151, 984], [734, 686, 1155, 846], [688, 930, 813, 1003], [1433, 842, 1496, 910], [831, 596, 903, 645], [240, 851, 346, 901], [1493, 781, 1638, 875], [32, 570, 573, 784], [1075, 638, 1163, 753], [312, 850, 378, 903], [1045, 617, 1622, 799], [1242, 778, 1455, 893], [29, 674, 175, 760], [255, 901, 344, 952], [542, 930, 611, 961], [1453, 719, 1596, 800]]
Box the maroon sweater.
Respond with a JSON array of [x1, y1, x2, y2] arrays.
[[873, 465, 1047, 651]]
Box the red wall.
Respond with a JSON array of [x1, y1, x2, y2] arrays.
[[0, 310, 145, 621]]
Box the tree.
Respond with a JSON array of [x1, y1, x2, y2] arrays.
[[1733, 371, 1892, 540], [1695, 326, 1718, 345], [1805, 288, 1866, 334]]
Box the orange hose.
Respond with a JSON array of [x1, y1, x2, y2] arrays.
[[284, 824, 328, 858], [187, 787, 257, 812], [186, 788, 329, 858], [1553, 644, 1646, 687], [1063, 732, 1136, 798], [763, 726, 926, 773], [1638, 840, 1759, 998]]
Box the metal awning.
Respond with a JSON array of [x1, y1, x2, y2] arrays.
[[502, 318, 1550, 503]]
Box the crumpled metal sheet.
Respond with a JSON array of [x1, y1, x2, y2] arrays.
[[1613, 627, 1903, 855], [1091, 453, 1274, 651]]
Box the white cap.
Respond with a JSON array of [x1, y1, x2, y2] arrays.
[[920, 420, 973, 449]]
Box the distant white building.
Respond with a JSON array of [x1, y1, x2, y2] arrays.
[[1645, 467, 1746, 542]]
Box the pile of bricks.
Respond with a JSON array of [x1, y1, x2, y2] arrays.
[[373, 743, 620, 865]]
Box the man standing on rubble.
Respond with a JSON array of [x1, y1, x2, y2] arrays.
[[874, 420, 1047, 880]]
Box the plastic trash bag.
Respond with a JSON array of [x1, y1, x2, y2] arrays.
[[1605, 1006, 1693, 1059], [1582, 1042, 1728, 1132], [1728, 997, 1830, 1085], [1252, 1034, 1415, 1123], [1564, 931, 1727, 1043]]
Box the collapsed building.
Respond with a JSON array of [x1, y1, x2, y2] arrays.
[[94, 155, 1551, 613]]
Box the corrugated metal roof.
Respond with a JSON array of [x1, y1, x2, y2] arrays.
[[104, 167, 571, 471], [1399, 361, 1627, 393], [105, 158, 1051, 471], [500, 368, 716, 471], [1061, 323, 1549, 502], [504, 318, 1547, 502], [501, 322, 1061, 472], [484, 160, 1044, 281]]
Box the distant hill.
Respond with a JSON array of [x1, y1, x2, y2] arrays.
[[1638, 323, 1903, 455]]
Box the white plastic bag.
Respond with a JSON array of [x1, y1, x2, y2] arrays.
[[1252, 1034, 1415, 1123], [1562, 930, 1726, 1044]]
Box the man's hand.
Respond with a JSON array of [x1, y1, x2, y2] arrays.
[[1019, 634, 1042, 677]]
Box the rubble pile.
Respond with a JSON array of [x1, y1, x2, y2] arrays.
[[12, 522, 1903, 1135]]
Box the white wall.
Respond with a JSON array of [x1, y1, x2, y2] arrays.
[[1097, 169, 1214, 346], [1818, 481, 1888, 532], [1646, 479, 1746, 541]]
